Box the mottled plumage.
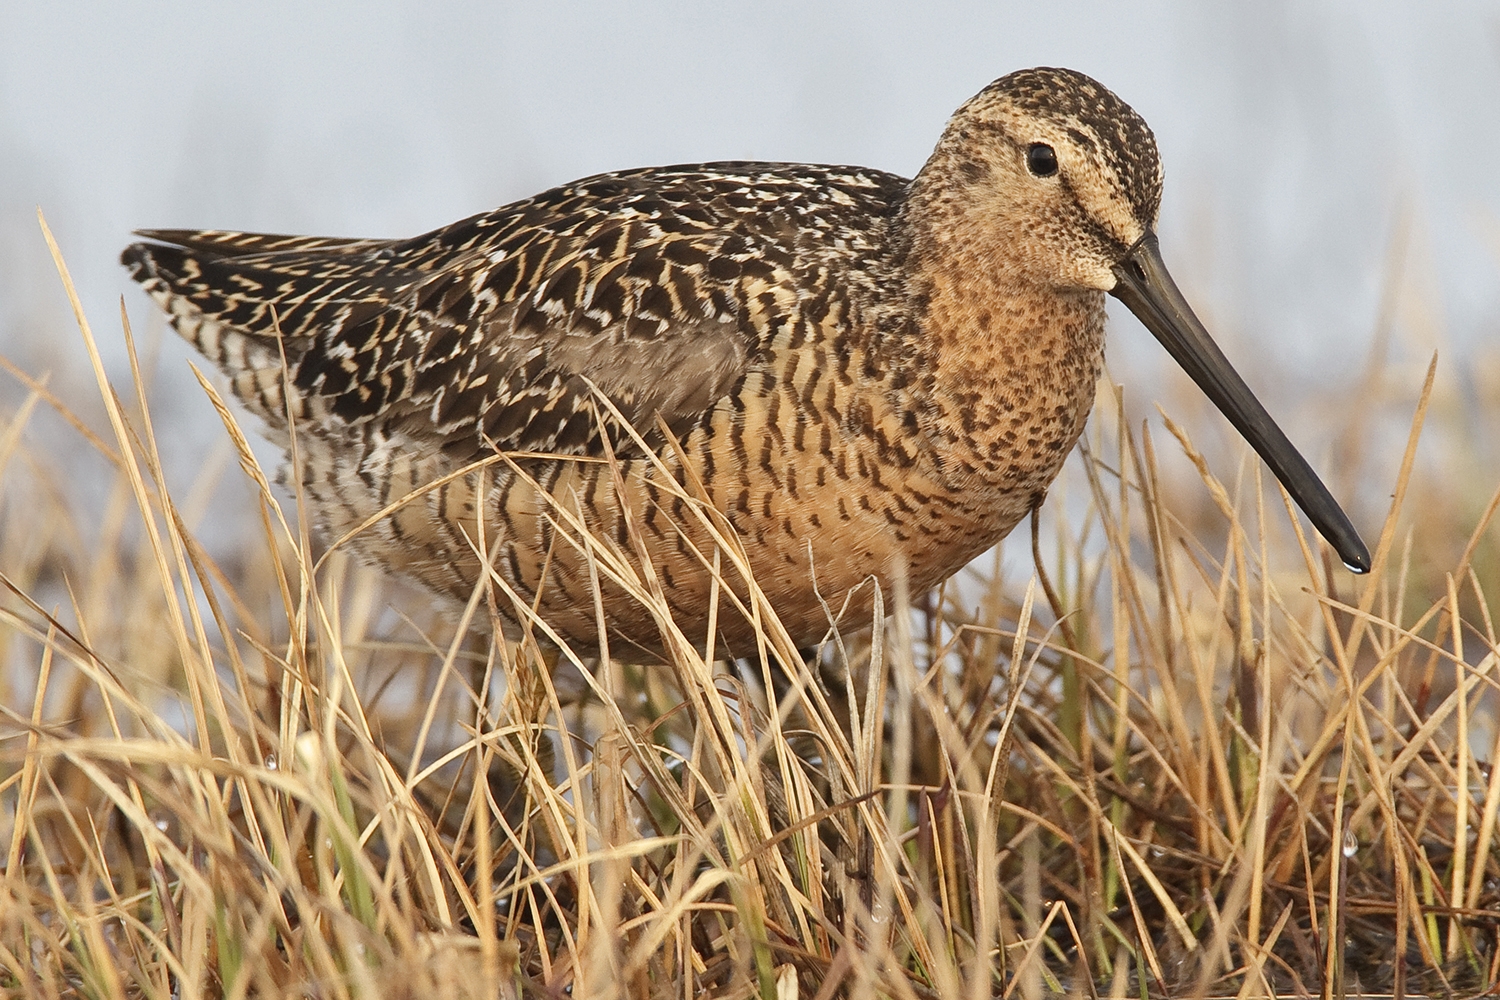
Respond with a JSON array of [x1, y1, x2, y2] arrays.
[[122, 67, 1367, 659]]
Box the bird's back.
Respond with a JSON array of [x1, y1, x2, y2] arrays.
[[123, 163, 914, 458]]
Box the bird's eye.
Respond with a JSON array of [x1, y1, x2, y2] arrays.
[[1026, 143, 1059, 177]]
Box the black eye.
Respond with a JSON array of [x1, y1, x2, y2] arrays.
[[1026, 143, 1059, 177]]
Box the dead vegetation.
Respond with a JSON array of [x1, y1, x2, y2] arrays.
[[1, 217, 1497, 998]]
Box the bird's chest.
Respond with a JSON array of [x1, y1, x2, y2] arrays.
[[682, 301, 1095, 596], [921, 285, 1106, 497]]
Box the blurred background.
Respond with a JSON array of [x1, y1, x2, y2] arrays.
[[2, 0, 1497, 554]]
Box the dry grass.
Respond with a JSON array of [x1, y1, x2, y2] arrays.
[[1, 217, 1497, 998]]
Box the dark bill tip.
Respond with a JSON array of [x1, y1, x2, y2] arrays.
[[1109, 233, 1371, 574]]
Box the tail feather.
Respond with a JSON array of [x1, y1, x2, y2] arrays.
[[121, 239, 290, 380], [130, 228, 379, 258], [121, 230, 416, 426]]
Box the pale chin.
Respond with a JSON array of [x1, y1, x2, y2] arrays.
[[1079, 263, 1120, 292]]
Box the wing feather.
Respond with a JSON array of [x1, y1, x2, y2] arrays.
[[122, 162, 909, 458]]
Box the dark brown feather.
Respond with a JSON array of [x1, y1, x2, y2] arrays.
[[124, 162, 911, 459]]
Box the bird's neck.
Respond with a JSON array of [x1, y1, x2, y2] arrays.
[[895, 194, 1107, 493]]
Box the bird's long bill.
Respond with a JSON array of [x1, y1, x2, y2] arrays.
[[1109, 233, 1371, 573]]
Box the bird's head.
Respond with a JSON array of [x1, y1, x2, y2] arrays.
[[914, 66, 1162, 292]]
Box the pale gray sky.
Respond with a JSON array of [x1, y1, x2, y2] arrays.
[[2, 2, 1497, 515]]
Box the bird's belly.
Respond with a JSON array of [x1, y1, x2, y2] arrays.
[[292, 380, 1076, 658]]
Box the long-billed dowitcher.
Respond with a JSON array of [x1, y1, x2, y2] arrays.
[[122, 67, 1369, 658]]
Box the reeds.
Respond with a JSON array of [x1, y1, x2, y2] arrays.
[[1, 217, 1496, 998]]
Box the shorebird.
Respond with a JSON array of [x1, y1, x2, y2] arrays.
[[122, 67, 1369, 659]]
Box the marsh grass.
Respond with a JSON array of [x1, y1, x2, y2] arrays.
[[1, 217, 1497, 998]]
